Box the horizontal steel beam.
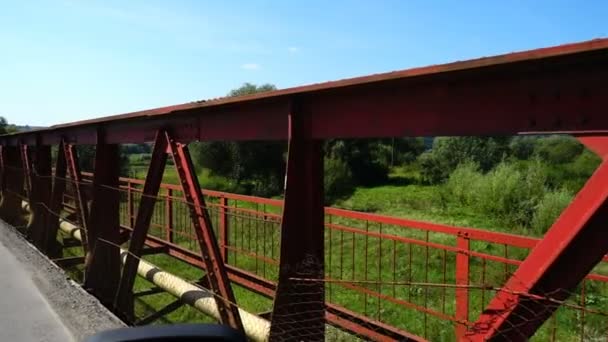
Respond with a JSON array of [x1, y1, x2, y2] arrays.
[[1, 39, 608, 145]]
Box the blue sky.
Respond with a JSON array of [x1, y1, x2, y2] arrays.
[[0, 0, 606, 126]]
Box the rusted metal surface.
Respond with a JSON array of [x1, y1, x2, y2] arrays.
[[269, 104, 326, 341], [44, 140, 67, 257], [469, 136, 608, 340], [166, 132, 244, 331], [114, 130, 168, 320], [0, 146, 24, 224], [63, 143, 90, 257], [1, 39, 608, 146], [84, 133, 122, 306], [27, 143, 52, 248]]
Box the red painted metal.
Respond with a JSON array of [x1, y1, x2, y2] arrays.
[[27, 142, 52, 248], [64, 143, 90, 257], [269, 103, 326, 341], [166, 133, 243, 331], [0, 39, 607, 147], [219, 196, 229, 262], [83, 133, 121, 306], [164, 188, 173, 243], [455, 234, 470, 340], [470, 155, 608, 340], [114, 130, 168, 320], [0, 146, 24, 224], [44, 140, 67, 257], [20, 144, 33, 202]]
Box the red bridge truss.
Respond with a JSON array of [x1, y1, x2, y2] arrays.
[[1, 38, 608, 341]]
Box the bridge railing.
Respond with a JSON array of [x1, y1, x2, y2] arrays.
[[61, 172, 608, 340]]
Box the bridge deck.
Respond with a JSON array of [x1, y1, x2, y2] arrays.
[[0, 220, 124, 341]]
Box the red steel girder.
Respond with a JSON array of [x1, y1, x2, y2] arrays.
[[167, 133, 244, 331], [83, 131, 122, 306], [269, 102, 326, 341], [0, 146, 24, 224], [64, 143, 90, 258], [1, 39, 608, 146], [20, 144, 33, 202], [44, 140, 68, 257], [27, 142, 52, 248], [469, 136, 608, 340], [114, 130, 168, 321]]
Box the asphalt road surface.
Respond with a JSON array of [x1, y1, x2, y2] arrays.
[[0, 220, 124, 341]]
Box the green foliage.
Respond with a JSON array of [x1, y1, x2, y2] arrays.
[[227, 82, 276, 97], [531, 189, 574, 234], [444, 161, 482, 206], [444, 161, 546, 227], [325, 139, 389, 187], [324, 158, 355, 203], [190, 83, 285, 197], [510, 136, 538, 159], [534, 135, 584, 164], [418, 136, 510, 184], [0, 117, 19, 135]]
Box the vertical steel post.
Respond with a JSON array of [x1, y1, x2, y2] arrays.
[[114, 130, 168, 321], [20, 144, 33, 203], [84, 132, 122, 306], [127, 180, 134, 228], [219, 196, 229, 262], [0, 146, 25, 224], [167, 133, 243, 331], [44, 141, 67, 257], [165, 188, 173, 243], [28, 140, 52, 248], [64, 143, 90, 257], [269, 102, 325, 341], [471, 136, 608, 340], [455, 232, 470, 340]]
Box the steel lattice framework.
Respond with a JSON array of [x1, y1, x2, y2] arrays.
[[1, 38, 608, 341]]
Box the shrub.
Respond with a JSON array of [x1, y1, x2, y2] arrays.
[[534, 135, 584, 164], [417, 136, 510, 184], [324, 158, 355, 203], [452, 161, 547, 227], [531, 189, 574, 234], [510, 136, 538, 160], [418, 151, 446, 184], [444, 162, 482, 205]]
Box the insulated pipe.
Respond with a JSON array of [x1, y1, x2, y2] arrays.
[[21, 201, 271, 342]]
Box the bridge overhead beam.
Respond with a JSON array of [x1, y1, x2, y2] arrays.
[[1, 39, 608, 147]]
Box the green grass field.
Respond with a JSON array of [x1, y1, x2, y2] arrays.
[[52, 158, 608, 341]]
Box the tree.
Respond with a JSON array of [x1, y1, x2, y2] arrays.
[[190, 83, 286, 196], [418, 136, 510, 184], [0, 117, 18, 135]]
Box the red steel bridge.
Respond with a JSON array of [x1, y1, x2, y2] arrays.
[[1, 38, 608, 341]]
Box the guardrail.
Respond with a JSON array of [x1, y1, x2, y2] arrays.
[[59, 173, 608, 341]]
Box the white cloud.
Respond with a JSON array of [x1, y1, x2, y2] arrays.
[[287, 46, 300, 53], [241, 63, 260, 70]]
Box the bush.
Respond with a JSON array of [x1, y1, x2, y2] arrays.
[[531, 189, 574, 234], [535, 135, 584, 164], [417, 136, 510, 184], [418, 151, 446, 184], [475, 161, 546, 227], [324, 158, 355, 203], [510, 136, 538, 160], [444, 162, 482, 205]]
